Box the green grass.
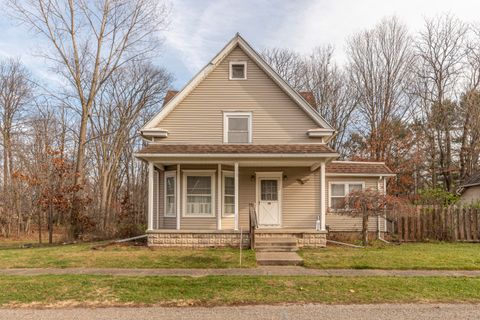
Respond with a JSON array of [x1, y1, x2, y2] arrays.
[[0, 243, 256, 269], [1, 275, 480, 307], [301, 242, 480, 270]]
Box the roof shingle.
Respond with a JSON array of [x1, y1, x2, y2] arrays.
[[326, 161, 394, 175], [137, 144, 336, 155], [460, 172, 480, 188]]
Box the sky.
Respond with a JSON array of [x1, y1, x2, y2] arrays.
[[1, 0, 480, 89]]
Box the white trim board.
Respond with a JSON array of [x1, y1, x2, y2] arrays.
[[141, 33, 334, 132], [135, 152, 339, 159], [326, 173, 396, 177]]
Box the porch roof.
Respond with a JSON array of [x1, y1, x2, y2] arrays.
[[326, 161, 395, 176], [136, 144, 337, 156]]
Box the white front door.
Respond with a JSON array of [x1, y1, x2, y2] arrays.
[[257, 174, 282, 227]]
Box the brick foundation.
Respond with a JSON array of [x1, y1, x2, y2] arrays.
[[148, 230, 326, 248], [255, 231, 327, 248], [147, 231, 251, 248]]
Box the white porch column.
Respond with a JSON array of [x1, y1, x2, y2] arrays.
[[217, 164, 222, 230], [320, 161, 326, 231], [176, 164, 181, 230], [234, 162, 239, 231], [147, 161, 154, 231]]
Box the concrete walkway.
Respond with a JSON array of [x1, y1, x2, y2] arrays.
[[1, 267, 480, 277]]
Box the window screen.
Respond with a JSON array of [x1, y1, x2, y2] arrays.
[[227, 116, 249, 143], [223, 175, 235, 216], [231, 63, 245, 79], [186, 176, 212, 215], [165, 175, 176, 217], [330, 183, 364, 210]]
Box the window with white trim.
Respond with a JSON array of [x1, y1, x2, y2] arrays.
[[223, 171, 235, 217], [164, 171, 176, 217], [183, 171, 215, 217], [329, 182, 364, 210], [229, 61, 247, 80], [224, 112, 252, 143]]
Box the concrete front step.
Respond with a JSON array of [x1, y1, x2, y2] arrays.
[[255, 245, 298, 252], [255, 237, 297, 246], [255, 252, 304, 266]]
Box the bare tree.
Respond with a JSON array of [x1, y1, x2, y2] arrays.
[[261, 48, 307, 89], [89, 62, 171, 234], [262, 46, 357, 155], [303, 46, 357, 155], [458, 24, 480, 181], [414, 14, 468, 191], [9, 0, 170, 238], [0, 58, 33, 236], [347, 16, 414, 162]]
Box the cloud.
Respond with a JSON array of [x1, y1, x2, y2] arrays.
[[3, 0, 480, 88]]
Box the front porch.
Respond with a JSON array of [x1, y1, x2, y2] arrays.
[[144, 157, 331, 248]]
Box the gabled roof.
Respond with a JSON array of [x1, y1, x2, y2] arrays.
[[326, 161, 396, 177], [459, 172, 480, 189], [141, 33, 335, 132]]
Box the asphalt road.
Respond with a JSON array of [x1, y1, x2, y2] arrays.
[[1, 304, 479, 320]]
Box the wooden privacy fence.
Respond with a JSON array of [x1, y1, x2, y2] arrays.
[[391, 206, 480, 242]]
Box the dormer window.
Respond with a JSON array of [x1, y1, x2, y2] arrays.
[[229, 61, 247, 80], [223, 112, 252, 143]]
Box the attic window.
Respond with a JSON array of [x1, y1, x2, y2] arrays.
[[229, 61, 247, 80]]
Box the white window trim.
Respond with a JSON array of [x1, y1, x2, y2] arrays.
[[328, 181, 365, 211], [222, 170, 235, 217], [229, 61, 247, 80], [182, 170, 216, 218], [164, 171, 177, 218], [223, 111, 253, 144]]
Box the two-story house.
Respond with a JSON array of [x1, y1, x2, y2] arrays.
[[135, 34, 395, 248]]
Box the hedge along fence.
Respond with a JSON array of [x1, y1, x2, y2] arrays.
[[390, 206, 480, 242]]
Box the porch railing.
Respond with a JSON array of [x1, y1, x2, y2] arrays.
[[249, 203, 258, 249]]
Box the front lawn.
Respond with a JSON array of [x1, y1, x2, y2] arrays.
[[1, 275, 480, 307], [301, 242, 480, 270], [0, 243, 256, 269]]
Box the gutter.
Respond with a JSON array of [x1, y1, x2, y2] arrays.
[[134, 152, 340, 159]]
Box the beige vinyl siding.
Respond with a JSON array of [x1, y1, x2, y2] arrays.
[[237, 167, 320, 229], [155, 46, 320, 143], [325, 176, 386, 232], [153, 165, 321, 231], [153, 165, 387, 232], [458, 186, 480, 205]]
